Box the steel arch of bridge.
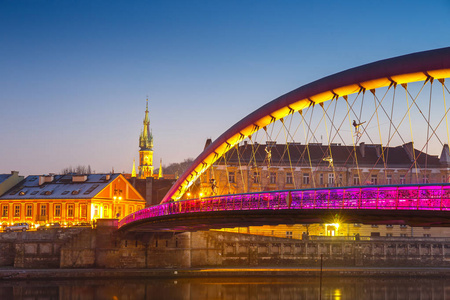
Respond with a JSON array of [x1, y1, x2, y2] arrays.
[[120, 184, 450, 231], [162, 47, 450, 203]]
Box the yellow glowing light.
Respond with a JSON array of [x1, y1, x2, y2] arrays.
[[118, 196, 122, 200], [187, 192, 191, 197], [199, 193, 203, 197], [113, 196, 117, 200]]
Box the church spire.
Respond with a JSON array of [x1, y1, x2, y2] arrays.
[[139, 98, 153, 150], [138, 99, 154, 179]]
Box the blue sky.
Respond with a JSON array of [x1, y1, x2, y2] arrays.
[[1, 0, 450, 176]]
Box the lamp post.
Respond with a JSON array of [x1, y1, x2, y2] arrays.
[[113, 188, 123, 219]]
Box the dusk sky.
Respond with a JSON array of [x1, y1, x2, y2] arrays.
[[1, 0, 450, 176]]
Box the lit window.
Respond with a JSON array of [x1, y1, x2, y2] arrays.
[[14, 205, 20, 217], [319, 173, 324, 185], [303, 173, 309, 185], [54, 204, 61, 217], [270, 172, 276, 184], [26, 204, 32, 217], [40, 204, 47, 216], [286, 172, 293, 184], [104, 205, 109, 218], [93, 205, 98, 217], [128, 206, 134, 214], [286, 231, 293, 239], [68, 204, 74, 217], [228, 172, 235, 183], [2, 205, 8, 217]]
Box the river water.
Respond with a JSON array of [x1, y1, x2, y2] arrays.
[[0, 276, 447, 299]]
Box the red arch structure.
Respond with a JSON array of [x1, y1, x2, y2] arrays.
[[162, 47, 450, 204]]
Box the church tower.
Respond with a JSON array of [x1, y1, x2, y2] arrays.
[[138, 99, 154, 179]]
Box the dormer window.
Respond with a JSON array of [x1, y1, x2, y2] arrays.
[[72, 190, 80, 195], [19, 191, 27, 196]]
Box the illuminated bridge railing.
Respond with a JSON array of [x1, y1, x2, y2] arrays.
[[119, 184, 450, 228]]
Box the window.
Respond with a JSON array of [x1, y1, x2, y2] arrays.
[[353, 174, 360, 185], [270, 172, 276, 184], [26, 204, 32, 217], [303, 173, 310, 185], [14, 205, 20, 217], [286, 172, 293, 184], [386, 233, 393, 237], [423, 234, 431, 237], [40, 204, 47, 216], [2, 205, 8, 217], [286, 231, 293, 239], [68, 204, 74, 217], [400, 224, 407, 229], [386, 175, 392, 185], [371, 174, 378, 185], [228, 172, 235, 183], [253, 172, 260, 184], [93, 205, 99, 217], [386, 225, 393, 228], [338, 173, 343, 186], [80, 205, 87, 217], [422, 175, 429, 184], [104, 205, 109, 218], [128, 206, 134, 214], [400, 233, 407, 237], [353, 223, 361, 227], [54, 204, 61, 217], [116, 206, 122, 218], [328, 173, 334, 186], [319, 173, 324, 185], [400, 175, 406, 184], [371, 224, 378, 228]]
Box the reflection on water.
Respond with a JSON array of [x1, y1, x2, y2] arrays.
[[0, 276, 448, 299]]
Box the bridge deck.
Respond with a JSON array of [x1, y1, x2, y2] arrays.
[[120, 184, 450, 232]]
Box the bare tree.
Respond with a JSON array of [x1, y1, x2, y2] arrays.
[[61, 165, 93, 175]]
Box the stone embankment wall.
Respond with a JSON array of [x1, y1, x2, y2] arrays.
[[1, 227, 450, 269]]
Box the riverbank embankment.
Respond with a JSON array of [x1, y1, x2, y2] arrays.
[[1, 267, 450, 280]]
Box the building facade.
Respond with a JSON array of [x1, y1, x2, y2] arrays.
[[0, 173, 145, 229], [199, 141, 450, 238], [199, 142, 450, 197]]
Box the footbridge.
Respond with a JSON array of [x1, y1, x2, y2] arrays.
[[120, 47, 450, 232]]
